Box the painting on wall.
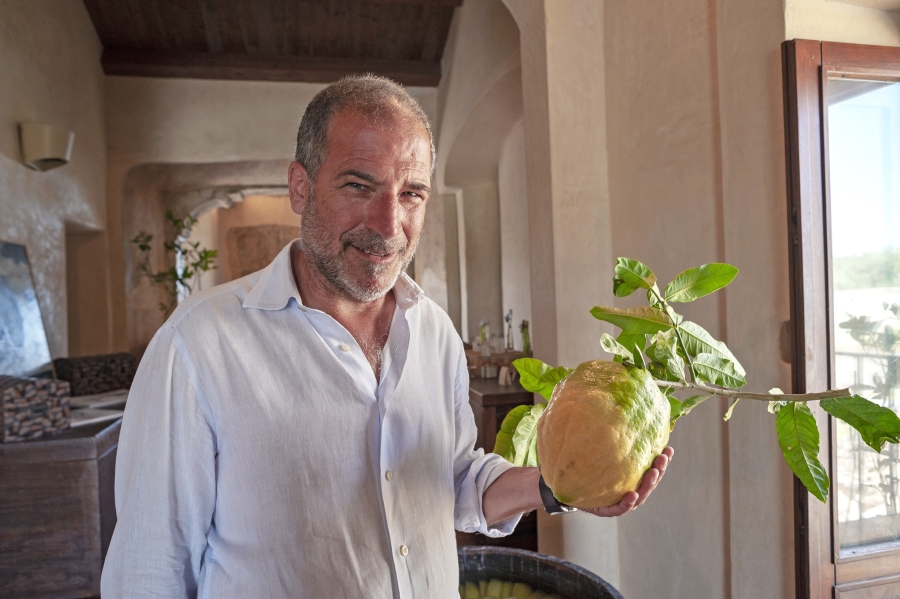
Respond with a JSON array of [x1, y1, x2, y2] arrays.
[[0, 241, 52, 377]]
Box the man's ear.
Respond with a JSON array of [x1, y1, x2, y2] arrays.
[[288, 161, 312, 216]]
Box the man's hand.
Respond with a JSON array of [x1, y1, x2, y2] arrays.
[[580, 446, 674, 517], [483, 447, 674, 527]]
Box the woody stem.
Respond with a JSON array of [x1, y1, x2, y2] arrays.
[[654, 379, 852, 402]]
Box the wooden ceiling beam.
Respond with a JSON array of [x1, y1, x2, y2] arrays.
[[101, 49, 443, 86], [361, 0, 462, 5]]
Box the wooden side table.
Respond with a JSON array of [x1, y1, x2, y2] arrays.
[[0, 419, 121, 599], [467, 377, 534, 454], [459, 377, 538, 551]]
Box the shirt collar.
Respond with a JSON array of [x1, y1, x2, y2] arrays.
[[242, 240, 425, 311]]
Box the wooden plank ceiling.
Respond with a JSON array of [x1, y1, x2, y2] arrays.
[[83, 0, 462, 86]]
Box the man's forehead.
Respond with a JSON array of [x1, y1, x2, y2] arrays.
[[326, 109, 432, 173]]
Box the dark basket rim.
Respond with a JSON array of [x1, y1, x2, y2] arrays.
[[457, 545, 624, 599]]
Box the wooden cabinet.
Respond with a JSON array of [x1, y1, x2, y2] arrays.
[[457, 378, 538, 551], [0, 420, 120, 599]]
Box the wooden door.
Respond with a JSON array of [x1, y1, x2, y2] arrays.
[[784, 39, 900, 599]]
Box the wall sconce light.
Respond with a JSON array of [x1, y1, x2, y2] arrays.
[[18, 123, 75, 172]]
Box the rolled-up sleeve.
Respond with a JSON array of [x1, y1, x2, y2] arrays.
[[450, 347, 522, 537], [101, 325, 217, 599]]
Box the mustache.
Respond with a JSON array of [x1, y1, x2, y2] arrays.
[[341, 229, 408, 255]]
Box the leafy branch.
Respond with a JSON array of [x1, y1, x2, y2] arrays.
[[654, 380, 851, 402], [131, 210, 218, 312], [496, 257, 900, 505]]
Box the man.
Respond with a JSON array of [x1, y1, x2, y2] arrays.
[[101, 75, 671, 598]]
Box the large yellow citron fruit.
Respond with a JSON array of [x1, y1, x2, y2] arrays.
[[537, 359, 670, 509]]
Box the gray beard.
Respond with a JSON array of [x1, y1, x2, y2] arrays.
[[298, 197, 417, 302]]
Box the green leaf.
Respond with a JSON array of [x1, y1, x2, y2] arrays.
[[613, 257, 657, 297], [820, 395, 900, 453], [512, 358, 572, 401], [677, 321, 746, 376], [664, 263, 739, 303], [493, 405, 532, 462], [493, 404, 546, 466], [590, 305, 673, 336], [692, 353, 746, 388], [616, 332, 647, 367], [724, 398, 740, 421], [600, 333, 637, 365], [768, 400, 788, 414], [646, 330, 685, 381], [667, 396, 683, 430], [669, 394, 711, 429], [776, 403, 830, 503], [510, 404, 546, 467]]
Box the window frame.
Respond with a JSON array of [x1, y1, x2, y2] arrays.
[[783, 39, 900, 599]]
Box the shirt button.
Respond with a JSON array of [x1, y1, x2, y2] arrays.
[[385, 470, 393, 481], [339, 343, 352, 352], [399, 544, 409, 557]]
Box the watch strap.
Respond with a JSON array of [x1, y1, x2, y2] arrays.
[[538, 474, 576, 515]]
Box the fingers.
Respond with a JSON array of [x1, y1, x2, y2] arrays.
[[585, 492, 638, 517], [632, 446, 673, 508], [581, 446, 675, 517]]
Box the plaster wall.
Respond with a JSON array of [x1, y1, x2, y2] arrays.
[[0, 1, 108, 359], [503, 0, 619, 585], [604, 1, 730, 597], [461, 181, 504, 340], [787, 0, 900, 44], [436, 0, 523, 341], [718, 1, 799, 598], [498, 119, 532, 344], [416, 189, 449, 313]]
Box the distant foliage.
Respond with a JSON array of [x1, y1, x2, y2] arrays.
[[834, 248, 900, 289]]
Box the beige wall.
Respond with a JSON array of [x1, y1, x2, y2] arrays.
[[504, 0, 620, 584], [498, 119, 531, 344], [461, 181, 504, 341], [0, 1, 108, 358], [604, 0, 731, 596], [435, 0, 524, 342], [787, 0, 900, 44]]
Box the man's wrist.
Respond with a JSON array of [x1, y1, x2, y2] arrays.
[[538, 474, 576, 515]]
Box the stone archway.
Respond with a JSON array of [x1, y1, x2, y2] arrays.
[[121, 159, 290, 355]]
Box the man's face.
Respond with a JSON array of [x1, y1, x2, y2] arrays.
[[289, 109, 431, 302]]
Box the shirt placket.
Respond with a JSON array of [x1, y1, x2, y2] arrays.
[[300, 304, 414, 598], [377, 306, 414, 599]]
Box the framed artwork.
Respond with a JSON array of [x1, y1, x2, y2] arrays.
[[0, 241, 52, 377]]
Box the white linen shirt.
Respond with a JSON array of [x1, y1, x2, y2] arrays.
[[100, 241, 519, 599]]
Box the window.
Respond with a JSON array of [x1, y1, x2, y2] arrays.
[[784, 40, 900, 599]]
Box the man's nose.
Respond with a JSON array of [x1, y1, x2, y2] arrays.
[[368, 192, 403, 240]]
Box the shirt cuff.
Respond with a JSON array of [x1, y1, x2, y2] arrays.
[[456, 452, 522, 538]]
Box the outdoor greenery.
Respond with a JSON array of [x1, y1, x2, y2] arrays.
[[834, 247, 900, 289]]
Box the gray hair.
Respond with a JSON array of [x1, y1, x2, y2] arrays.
[[294, 74, 436, 182]]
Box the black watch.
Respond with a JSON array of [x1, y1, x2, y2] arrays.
[[538, 474, 576, 515]]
